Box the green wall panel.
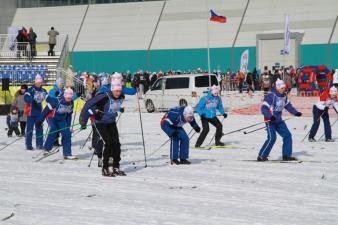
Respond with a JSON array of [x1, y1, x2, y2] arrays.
[[71, 47, 257, 73]]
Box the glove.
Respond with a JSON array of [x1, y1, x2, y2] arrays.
[[76, 92, 82, 98], [194, 126, 201, 133], [269, 115, 276, 123], [295, 112, 302, 117], [120, 107, 125, 113], [171, 130, 179, 138], [223, 113, 228, 118], [324, 107, 329, 112], [54, 90, 60, 97], [35, 120, 43, 128], [79, 116, 87, 130]]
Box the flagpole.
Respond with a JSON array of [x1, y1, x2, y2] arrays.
[[206, 0, 211, 87]]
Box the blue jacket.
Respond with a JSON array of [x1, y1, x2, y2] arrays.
[[161, 106, 199, 137], [48, 85, 78, 101], [261, 88, 299, 123], [97, 84, 137, 95], [40, 96, 73, 125], [24, 85, 48, 116], [195, 92, 225, 119], [80, 92, 123, 125]]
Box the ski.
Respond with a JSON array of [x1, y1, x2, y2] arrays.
[[193, 145, 242, 150], [241, 159, 321, 163], [34, 148, 60, 162], [1, 212, 15, 221]]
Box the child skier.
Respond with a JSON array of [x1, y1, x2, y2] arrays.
[[258, 79, 302, 161], [161, 106, 200, 165], [195, 85, 227, 147], [308, 86, 338, 142], [79, 80, 125, 177], [37, 88, 77, 159], [24, 74, 48, 150], [6, 107, 21, 137]]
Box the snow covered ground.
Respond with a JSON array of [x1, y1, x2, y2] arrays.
[[1, 96, 338, 225]]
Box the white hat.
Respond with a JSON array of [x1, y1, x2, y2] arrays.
[[111, 80, 122, 91], [35, 74, 43, 83], [111, 72, 123, 81], [101, 77, 108, 85], [56, 78, 65, 85], [63, 87, 74, 98], [183, 106, 194, 117], [211, 85, 220, 95], [275, 78, 286, 90], [329, 86, 337, 95]]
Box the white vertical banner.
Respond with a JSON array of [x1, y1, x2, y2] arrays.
[[283, 14, 290, 55], [7, 26, 19, 51], [240, 49, 249, 72]]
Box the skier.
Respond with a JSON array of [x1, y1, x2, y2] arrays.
[[79, 80, 125, 177], [48, 78, 79, 146], [195, 85, 227, 147], [308, 86, 338, 142], [24, 75, 48, 150], [161, 106, 201, 165], [257, 79, 302, 161], [93, 72, 137, 167], [37, 88, 77, 159], [6, 107, 21, 137]]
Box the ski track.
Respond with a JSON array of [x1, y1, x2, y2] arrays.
[[1, 103, 338, 225]]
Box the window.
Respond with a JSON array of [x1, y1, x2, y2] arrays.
[[165, 77, 189, 89], [152, 78, 163, 91], [195, 75, 218, 87]]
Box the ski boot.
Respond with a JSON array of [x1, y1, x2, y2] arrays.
[[112, 167, 126, 176], [171, 159, 180, 165], [180, 159, 191, 165], [325, 138, 335, 142], [64, 155, 78, 160], [257, 156, 269, 161], [308, 137, 316, 142], [102, 168, 115, 177], [215, 141, 225, 146], [282, 156, 298, 161]]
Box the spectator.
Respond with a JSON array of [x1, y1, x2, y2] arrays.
[[28, 27, 37, 58], [12, 85, 28, 136], [47, 27, 59, 56], [16, 29, 25, 58]]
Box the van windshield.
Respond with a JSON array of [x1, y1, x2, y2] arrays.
[[195, 75, 218, 87], [165, 77, 190, 89]]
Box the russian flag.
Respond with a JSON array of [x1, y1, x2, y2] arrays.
[[209, 9, 227, 23]]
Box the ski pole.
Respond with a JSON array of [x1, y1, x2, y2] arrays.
[[136, 94, 147, 168], [36, 123, 81, 139], [89, 122, 106, 168], [80, 129, 93, 150], [243, 126, 266, 134], [0, 129, 34, 151], [318, 117, 338, 141], [243, 118, 291, 135], [222, 120, 271, 136]]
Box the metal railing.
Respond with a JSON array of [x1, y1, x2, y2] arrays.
[[56, 67, 85, 95], [0, 33, 68, 58], [57, 35, 69, 68]]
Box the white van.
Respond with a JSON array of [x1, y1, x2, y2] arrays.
[[144, 74, 219, 112]]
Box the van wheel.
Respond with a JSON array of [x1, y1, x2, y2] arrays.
[[146, 100, 155, 113], [179, 99, 187, 107]]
